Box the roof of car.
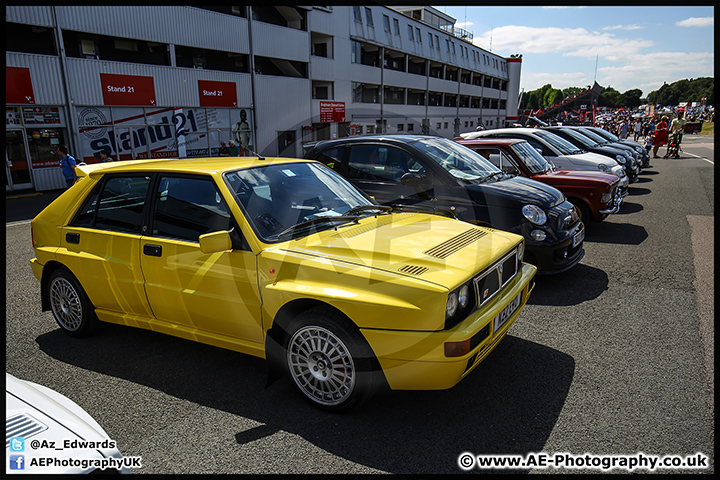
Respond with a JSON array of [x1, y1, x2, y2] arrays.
[[76, 156, 316, 177], [307, 134, 445, 150], [455, 137, 527, 146]]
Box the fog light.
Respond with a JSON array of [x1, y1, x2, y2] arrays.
[[445, 339, 471, 357], [601, 193, 612, 203], [530, 229, 547, 241]]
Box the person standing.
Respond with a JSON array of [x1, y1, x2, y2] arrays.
[[57, 144, 77, 188], [218, 141, 230, 157], [669, 110, 688, 146], [228, 140, 240, 157], [652, 116, 669, 158], [633, 118, 642, 141], [99, 149, 115, 162]]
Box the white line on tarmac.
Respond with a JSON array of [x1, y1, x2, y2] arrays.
[[682, 151, 714, 165]]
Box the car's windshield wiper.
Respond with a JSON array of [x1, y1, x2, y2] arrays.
[[276, 215, 359, 239], [478, 171, 505, 182], [389, 204, 457, 219], [345, 204, 392, 216]]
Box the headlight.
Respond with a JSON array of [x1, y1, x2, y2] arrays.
[[610, 165, 624, 178], [446, 292, 458, 318], [522, 204, 547, 225], [458, 284, 470, 308], [530, 229, 547, 241], [597, 163, 609, 172], [615, 154, 626, 164], [601, 192, 612, 203], [517, 242, 524, 262]]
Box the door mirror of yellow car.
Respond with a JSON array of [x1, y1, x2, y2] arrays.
[[199, 230, 233, 254]]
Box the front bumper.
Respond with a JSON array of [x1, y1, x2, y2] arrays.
[[362, 263, 536, 390], [599, 187, 625, 214]]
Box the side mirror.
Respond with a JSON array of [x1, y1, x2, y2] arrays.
[[199, 230, 232, 254], [400, 172, 425, 186]]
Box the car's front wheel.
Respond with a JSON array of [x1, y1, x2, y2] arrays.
[[47, 268, 99, 337], [285, 308, 379, 411]]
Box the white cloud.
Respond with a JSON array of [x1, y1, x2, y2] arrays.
[[602, 24, 644, 31], [473, 25, 653, 58], [676, 17, 714, 27]]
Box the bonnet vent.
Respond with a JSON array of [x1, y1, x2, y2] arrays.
[[423, 228, 487, 259], [398, 264, 429, 276]]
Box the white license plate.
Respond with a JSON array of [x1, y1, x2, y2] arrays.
[[493, 292, 522, 333], [572, 227, 585, 248]]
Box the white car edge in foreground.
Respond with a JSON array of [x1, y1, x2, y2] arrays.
[[6, 373, 130, 474]]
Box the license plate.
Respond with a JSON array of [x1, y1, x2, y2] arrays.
[[573, 227, 585, 248], [493, 292, 522, 333]]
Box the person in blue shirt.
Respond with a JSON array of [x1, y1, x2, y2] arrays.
[[57, 144, 77, 188]]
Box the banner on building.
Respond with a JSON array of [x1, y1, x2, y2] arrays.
[[100, 73, 157, 106], [320, 101, 346, 123], [198, 80, 238, 107], [6, 67, 35, 104]]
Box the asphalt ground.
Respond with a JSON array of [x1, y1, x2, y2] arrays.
[[5, 134, 714, 474]]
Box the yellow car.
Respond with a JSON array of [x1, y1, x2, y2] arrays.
[[30, 157, 536, 411]]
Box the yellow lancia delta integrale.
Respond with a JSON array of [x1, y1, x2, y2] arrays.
[[30, 157, 536, 411]]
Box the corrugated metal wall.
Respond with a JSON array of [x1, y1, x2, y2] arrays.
[[54, 6, 249, 53], [6, 53, 66, 105]]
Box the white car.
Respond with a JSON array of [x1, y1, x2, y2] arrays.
[[6, 373, 130, 474], [458, 128, 629, 190]]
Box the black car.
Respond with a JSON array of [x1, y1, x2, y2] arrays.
[[584, 126, 651, 168], [543, 126, 640, 183], [304, 135, 585, 274]]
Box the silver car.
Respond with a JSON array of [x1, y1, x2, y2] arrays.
[[459, 128, 629, 190]]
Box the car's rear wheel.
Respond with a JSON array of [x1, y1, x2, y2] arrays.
[[285, 308, 379, 411], [48, 268, 99, 337]]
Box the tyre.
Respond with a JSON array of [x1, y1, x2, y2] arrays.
[[284, 307, 379, 412], [571, 200, 591, 224], [47, 268, 99, 337]]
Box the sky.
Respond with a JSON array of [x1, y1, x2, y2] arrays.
[[434, 5, 714, 98]]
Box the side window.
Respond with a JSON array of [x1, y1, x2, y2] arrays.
[[524, 137, 552, 157], [474, 147, 519, 173], [315, 146, 345, 172], [151, 176, 232, 242], [71, 183, 103, 227], [346, 145, 414, 183], [93, 176, 151, 234]]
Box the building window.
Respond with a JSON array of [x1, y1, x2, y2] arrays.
[[352, 82, 379, 103], [393, 18, 400, 35], [252, 6, 306, 30], [353, 6, 362, 22], [365, 7, 374, 27], [416, 27, 422, 42], [384, 86, 405, 105], [407, 123, 414, 132], [5, 22, 57, 55], [408, 25, 414, 41], [63, 30, 169, 66], [397, 124, 404, 132], [383, 14, 391, 32], [435, 35, 440, 49], [254, 56, 307, 78], [176, 46, 248, 73], [351, 40, 379, 67]]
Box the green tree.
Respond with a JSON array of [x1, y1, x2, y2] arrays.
[[599, 86, 621, 108], [562, 87, 583, 99], [620, 89, 643, 108]]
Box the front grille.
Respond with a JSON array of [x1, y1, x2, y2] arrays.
[[473, 247, 519, 309], [6, 414, 48, 447], [423, 228, 487, 259]]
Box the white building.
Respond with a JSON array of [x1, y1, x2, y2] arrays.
[[5, 5, 522, 192]]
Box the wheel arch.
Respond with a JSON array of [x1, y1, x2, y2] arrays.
[[264, 298, 386, 389], [39, 261, 72, 312]]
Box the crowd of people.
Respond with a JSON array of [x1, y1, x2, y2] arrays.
[[593, 106, 713, 158]]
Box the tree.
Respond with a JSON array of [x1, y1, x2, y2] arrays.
[[562, 87, 583, 99], [619, 89, 642, 108], [599, 86, 621, 108]]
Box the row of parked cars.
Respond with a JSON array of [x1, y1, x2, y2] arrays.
[[26, 123, 647, 435]]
